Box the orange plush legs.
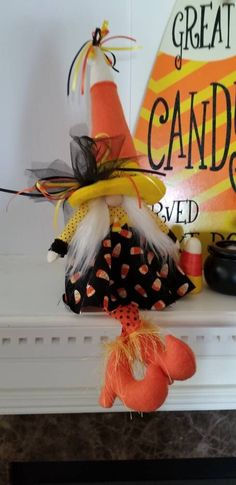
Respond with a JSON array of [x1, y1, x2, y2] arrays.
[[161, 335, 196, 381], [100, 304, 196, 412], [99, 303, 168, 411], [106, 303, 142, 336], [99, 346, 169, 412]]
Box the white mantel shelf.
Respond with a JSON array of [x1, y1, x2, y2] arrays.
[[0, 255, 236, 414]]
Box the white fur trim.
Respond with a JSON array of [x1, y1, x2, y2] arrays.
[[122, 196, 179, 262], [47, 250, 59, 263], [67, 196, 179, 278], [66, 198, 110, 276]]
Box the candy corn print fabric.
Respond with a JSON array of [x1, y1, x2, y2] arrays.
[[64, 220, 195, 313]]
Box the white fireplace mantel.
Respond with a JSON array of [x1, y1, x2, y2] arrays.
[[0, 255, 236, 415]]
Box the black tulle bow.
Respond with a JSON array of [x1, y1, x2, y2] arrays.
[[70, 134, 166, 186], [0, 135, 165, 201]]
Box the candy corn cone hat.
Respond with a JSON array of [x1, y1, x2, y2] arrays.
[[68, 25, 166, 208]]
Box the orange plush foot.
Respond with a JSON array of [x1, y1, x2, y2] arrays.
[[99, 386, 116, 408], [99, 346, 169, 412], [162, 335, 196, 380]]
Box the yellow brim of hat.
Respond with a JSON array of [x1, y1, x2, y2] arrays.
[[68, 174, 166, 208]]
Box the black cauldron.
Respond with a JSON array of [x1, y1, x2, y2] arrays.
[[204, 240, 236, 296]]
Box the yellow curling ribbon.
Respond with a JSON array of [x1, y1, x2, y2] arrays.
[[53, 199, 63, 231], [35, 180, 80, 200], [71, 42, 92, 93], [94, 132, 109, 139], [101, 20, 109, 34]]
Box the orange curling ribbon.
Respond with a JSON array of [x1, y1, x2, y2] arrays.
[[6, 177, 79, 209], [100, 34, 137, 47], [34, 178, 80, 230], [6, 185, 39, 212], [126, 176, 142, 209], [34, 178, 80, 201]]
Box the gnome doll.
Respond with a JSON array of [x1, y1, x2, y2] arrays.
[[46, 26, 196, 411]]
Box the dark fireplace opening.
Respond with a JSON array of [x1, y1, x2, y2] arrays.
[[10, 458, 236, 484]]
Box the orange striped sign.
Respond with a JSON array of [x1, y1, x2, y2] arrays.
[[134, 0, 236, 255]]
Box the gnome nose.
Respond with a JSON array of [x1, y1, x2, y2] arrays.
[[105, 195, 123, 207], [90, 46, 113, 88]]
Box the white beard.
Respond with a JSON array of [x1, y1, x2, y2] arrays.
[[66, 196, 178, 277], [122, 197, 179, 262], [66, 198, 110, 277]]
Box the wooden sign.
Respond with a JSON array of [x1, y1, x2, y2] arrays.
[[134, 0, 236, 254]]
